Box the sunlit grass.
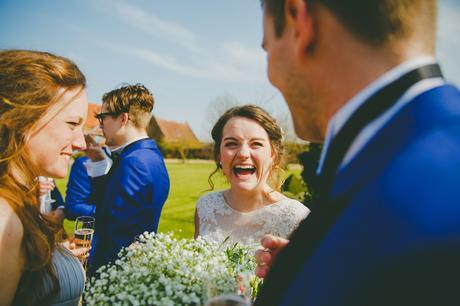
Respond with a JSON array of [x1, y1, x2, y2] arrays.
[[56, 160, 301, 239]]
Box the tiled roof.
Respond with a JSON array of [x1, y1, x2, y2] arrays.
[[85, 103, 102, 136], [148, 116, 199, 143]]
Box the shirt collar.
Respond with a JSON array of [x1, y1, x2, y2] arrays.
[[317, 56, 437, 175], [109, 136, 149, 155], [328, 57, 437, 138]]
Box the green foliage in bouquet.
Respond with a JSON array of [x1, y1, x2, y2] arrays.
[[224, 242, 263, 299], [85, 232, 261, 305]]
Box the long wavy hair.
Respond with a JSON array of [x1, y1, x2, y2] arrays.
[[0, 49, 86, 305], [208, 105, 285, 191]]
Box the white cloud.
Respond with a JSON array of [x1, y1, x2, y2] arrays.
[[97, 42, 264, 83], [221, 41, 265, 65], [99, 0, 200, 52], [94, 0, 267, 84]]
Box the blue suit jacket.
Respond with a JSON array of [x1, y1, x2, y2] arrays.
[[256, 84, 460, 306], [50, 185, 64, 211], [91, 138, 170, 272], [65, 156, 96, 220]]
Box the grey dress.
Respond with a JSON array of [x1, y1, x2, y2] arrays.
[[40, 245, 86, 305]]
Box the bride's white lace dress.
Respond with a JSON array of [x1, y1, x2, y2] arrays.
[[196, 191, 310, 247]]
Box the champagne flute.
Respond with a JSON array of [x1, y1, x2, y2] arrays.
[[38, 176, 55, 214], [74, 216, 95, 269]]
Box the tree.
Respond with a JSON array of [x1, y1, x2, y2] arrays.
[[202, 94, 242, 139]]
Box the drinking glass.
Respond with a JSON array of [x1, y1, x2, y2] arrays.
[[74, 216, 95, 269], [205, 294, 251, 306], [38, 176, 55, 214]]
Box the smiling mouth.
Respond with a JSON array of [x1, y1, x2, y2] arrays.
[[233, 165, 256, 176]]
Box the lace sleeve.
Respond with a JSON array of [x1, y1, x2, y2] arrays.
[[263, 199, 310, 239], [195, 192, 225, 238]]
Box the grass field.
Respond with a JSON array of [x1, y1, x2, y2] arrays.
[[56, 160, 301, 239]]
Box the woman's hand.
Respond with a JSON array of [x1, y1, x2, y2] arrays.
[[61, 239, 91, 261], [255, 234, 289, 278]]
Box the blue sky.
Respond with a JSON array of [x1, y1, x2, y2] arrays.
[[1, 0, 459, 140]]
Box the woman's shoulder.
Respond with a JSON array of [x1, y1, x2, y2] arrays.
[[196, 190, 225, 206], [275, 194, 310, 215], [0, 197, 24, 249], [195, 191, 229, 220]]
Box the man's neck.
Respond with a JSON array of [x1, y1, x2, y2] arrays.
[[310, 6, 434, 139], [111, 127, 148, 152]]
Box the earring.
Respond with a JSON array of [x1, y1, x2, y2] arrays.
[[218, 161, 222, 168]]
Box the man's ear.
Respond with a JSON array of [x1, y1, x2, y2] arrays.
[[286, 0, 316, 59], [120, 112, 129, 126]]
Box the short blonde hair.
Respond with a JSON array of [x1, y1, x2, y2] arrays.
[[102, 83, 154, 129]]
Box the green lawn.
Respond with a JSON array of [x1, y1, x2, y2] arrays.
[[157, 162, 228, 237], [56, 161, 301, 239]]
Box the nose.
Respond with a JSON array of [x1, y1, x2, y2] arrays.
[[237, 143, 251, 159], [72, 130, 87, 151]]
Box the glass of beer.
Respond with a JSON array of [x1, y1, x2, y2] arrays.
[[74, 216, 95, 269]]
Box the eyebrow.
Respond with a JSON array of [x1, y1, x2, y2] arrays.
[[223, 137, 239, 142], [222, 137, 267, 142]]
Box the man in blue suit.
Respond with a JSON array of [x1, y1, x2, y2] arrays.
[[85, 84, 170, 273], [65, 155, 96, 220], [255, 0, 460, 305]]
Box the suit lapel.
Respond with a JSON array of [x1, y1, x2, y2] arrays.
[[333, 84, 460, 199]]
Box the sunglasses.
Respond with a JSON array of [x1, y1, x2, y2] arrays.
[[94, 111, 119, 123]]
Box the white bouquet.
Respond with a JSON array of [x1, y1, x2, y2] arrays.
[[85, 232, 261, 305]]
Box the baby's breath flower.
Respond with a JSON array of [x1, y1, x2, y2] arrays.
[[85, 232, 260, 305]]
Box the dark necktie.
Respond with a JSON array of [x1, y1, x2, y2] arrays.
[[110, 151, 120, 163], [107, 150, 121, 175], [254, 63, 443, 306]]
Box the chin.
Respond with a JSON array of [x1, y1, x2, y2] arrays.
[[50, 169, 67, 179], [231, 181, 259, 192], [49, 162, 69, 179]]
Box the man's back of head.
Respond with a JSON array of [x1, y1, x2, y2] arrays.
[[262, 0, 437, 53], [102, 83, 154, 131]]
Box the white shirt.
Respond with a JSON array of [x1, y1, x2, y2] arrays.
[[317, 57, 444, 175], [85, 136, 150, 177]]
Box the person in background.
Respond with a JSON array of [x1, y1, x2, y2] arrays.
[[85, 83, 170, 274], [254, 0, 460, 305], [194, 105, 309, 248], [38, 177, 66, 222], [65, 136, 110, 220], [0, 49, 90, 305], [65, 155, 96, 220]]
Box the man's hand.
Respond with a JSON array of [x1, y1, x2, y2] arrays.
[[255, 234, 289, 278], [84, 134, 105, 161], [38, 179, 55, 196]]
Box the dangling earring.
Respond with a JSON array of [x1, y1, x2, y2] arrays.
[[218, 161, 222, 168]]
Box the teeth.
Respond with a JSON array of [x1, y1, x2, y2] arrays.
[[234, 165, 255, 169], [233, 165, 256, 176]]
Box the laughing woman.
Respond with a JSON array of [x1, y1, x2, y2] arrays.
[[194, 105, 309, 247], [0, 50, 89, 305]]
